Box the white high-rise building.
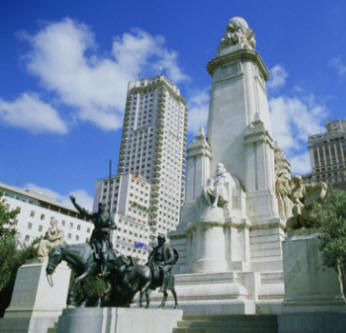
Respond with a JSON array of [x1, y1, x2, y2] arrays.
[[94, 75, 187, 262]]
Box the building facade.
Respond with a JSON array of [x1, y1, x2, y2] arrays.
[[0, 182, 93, 245], [93, 75, 188, 262], [308, 120, 346, 189]]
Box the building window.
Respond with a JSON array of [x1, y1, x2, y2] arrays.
[[27, 222, 33, 229], [25, 235, 30, 242], [30, 210, 35, 217], [38, 225, 43, 232], [40, 214, 45, 220]]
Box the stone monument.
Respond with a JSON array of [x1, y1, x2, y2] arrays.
[[37, 218, 65, 260], [0, 223, 70, 333], [169, 17, 287, 315]]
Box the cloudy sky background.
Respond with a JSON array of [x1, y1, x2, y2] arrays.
[[1, 0, 345, 209]]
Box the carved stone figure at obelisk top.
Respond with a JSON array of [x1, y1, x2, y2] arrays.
[[219, 17, 256, 53]]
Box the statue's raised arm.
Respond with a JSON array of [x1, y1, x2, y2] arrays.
[[70, 195, 92, 220]]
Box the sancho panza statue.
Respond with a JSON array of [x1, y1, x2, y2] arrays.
[[148, 233, 176, 294]]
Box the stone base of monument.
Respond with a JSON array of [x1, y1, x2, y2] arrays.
[[54, 308, 182, 333], [276, 230, 346, 333], [278, 312, 346, 333], [0, 260, 70, 333], [281, 231, 346, 313], [141, 271, 284, 315]]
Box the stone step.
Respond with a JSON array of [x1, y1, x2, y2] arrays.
[[182, 314, 277, 321], [177, 320, 277, 328], [172, 315, 278, 333], [173, 328, 277, 333]]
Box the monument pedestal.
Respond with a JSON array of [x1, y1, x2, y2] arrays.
[[281, 231, 345, 313], [278, 231, 346, 333], [145, 270, 284, 315], [0, 260, 70, 333], [55, 308, 182, 333]]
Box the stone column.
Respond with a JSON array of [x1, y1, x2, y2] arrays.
[[190, 207, 228, 273], [185, 128, 212, 202], [244, 118, 279, 222]]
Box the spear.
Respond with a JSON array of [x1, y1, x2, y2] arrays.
[[108, 159, 112, 218]]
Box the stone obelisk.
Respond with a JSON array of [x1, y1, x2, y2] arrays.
[[207, 16, 278, 222], [169, 17, 286, 315]]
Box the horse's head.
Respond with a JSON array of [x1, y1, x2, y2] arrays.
[[46, 244, 64, 286]]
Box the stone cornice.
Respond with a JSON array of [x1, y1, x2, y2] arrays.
[[207, 48, 269, 81], [250, 218, 286, 231], [244, 123, 274, 149], [225, 218, 251, 229]]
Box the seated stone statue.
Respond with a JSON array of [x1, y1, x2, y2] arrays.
[[287, 176, 328, 229], [201, 163, 236, 208], [37, 218, 65, 260]]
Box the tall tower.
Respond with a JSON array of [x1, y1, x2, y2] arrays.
[[207, 17, 278, 222], [94, 75, 188, 262]]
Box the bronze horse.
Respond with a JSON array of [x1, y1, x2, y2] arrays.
[[46, 244, 178, 308], [46, 243, 127, 307]]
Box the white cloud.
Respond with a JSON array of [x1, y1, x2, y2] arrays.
[[289, 152, 311, 174], [20, 18, 188, 131], [267, 65, 288, 89], [330, 57, 346, 76], [269, 95, 328, 174], [0, 93, 67, 134], [25, 183, 94, 211], [153, 50, 189, 82], [187, 89, 209, 135]]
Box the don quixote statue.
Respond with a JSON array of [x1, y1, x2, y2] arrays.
[[46, 197, 179, 308]]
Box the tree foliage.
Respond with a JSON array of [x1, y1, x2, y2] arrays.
[[0, 192, 38, 317], [0, 191, 19, 238], [314, 189, 346, 300], [70, 271, 107, 306]]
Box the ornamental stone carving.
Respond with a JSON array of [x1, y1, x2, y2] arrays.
[[287, 176, 328, 229], [37, 218, 65, 260], [274, 143, 292, 221], [219, 17, 256, 51], [201, 163, 236, 208]]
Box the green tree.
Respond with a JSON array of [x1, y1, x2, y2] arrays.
[[0, 191, 19, 238], [315, 189, 346, 302], [0, 192, 38, 317]]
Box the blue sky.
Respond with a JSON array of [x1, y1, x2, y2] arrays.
[[1, 0, 345, 209]]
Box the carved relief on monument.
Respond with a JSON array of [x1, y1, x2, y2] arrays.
[[219, 17, 256, 51], [287, 175, 328, 229], [198, 163, 246, 218], [274, 143, 293, 221], [37, 218, 65, 260]]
